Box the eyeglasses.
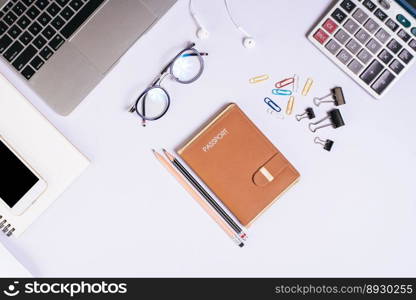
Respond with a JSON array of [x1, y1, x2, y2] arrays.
[[129, 43, 208, 126]]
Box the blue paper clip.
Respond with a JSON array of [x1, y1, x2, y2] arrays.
[[272, 89, 292, 96], [264, 97, 281, 112]]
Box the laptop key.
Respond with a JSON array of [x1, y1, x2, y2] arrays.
[[21, 65, 35, 80], [19, 31, 33, 45], [12, 3, 27, 16], [49, 34, 64, 50], [57, 0, 71, 7], [371, 69, 395, 94], [17, 15, 31, 29], [30, 55, 44, 70], [378, 49, 393, 64], [35, 0, 49, 10], [3, 40, 24, 61], [38, 12, 51, 26], [398, 49, 413, 64], [61, 0, 105, 39], [60, 6, 74, 20], [42, 25, 56, 40], [8, 24, 22, 39], [69, 0, 83, 11], [387, 39, 402, 54], [12, 44, 37, 71], [26, 5, 40, 20], [389, 59, 404, 74], [28, 21, 42, 36], [22, 0, 35, 6], [47, 3, 61, 16], [360, 59, 384, 84], [51, 16, 65, 30], [4, 11, 17, 26], [33, 35, 46, 49], [39, 45, 53, 60], [0, 35, 13, 53], [0, 21, 7, 35]]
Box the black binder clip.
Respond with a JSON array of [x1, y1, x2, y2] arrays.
[[313, 87, 346, 107], [295, 107, 315, 121], [314, 137, 334, 152], [308, 109, 345, 132]]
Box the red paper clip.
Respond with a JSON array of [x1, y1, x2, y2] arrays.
[[275, 77, 294, 89]]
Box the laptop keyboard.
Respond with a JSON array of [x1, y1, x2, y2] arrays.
[[308, 0, 415, 98], [0, 0, 105, 80]]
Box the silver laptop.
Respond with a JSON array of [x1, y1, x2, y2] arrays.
[[0, 0, 177, 115]]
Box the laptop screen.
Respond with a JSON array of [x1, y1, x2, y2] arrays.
[[396, 0, 416, 18]]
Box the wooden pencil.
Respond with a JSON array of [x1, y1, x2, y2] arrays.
[[152, 149, 244, 247]]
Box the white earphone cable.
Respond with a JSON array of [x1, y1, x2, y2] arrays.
[[224, 0, 251, 37]]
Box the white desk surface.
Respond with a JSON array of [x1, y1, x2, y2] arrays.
[[1, 0, 416, 277]]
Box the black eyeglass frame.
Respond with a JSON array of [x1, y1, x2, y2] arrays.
[[129, 43, 207, 124]]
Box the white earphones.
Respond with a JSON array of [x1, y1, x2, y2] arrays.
[[189, 0, 256, 49]]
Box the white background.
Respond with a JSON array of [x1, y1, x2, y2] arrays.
[[1, 0, 416, 277]]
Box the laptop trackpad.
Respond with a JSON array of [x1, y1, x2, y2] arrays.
[[70, 0, 156, 74]]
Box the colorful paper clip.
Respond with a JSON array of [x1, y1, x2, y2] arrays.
[[286, 96, 295, 115], [249, 74, 269, 84], [302, 78, 314, 96], [272, 89, 292, 96], [264, 97, 281, 112], [275, 77, 294, 89]]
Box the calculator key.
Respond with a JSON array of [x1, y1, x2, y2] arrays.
[[385, 18, 399, 32], [389, 59, 404, 74], [340, 0, 356, 13], [343, 18, 359, 34], [355, 29, 371, 44], [363, 0, 377, 12], [0, 35, 13, 53], [3, 40, 24, 62], [26, 5, 40, 20], [323, 18, 338, 34], [366, 38, 382, 54], [21, 65, 35, 80], [364, 18, 379, 34], [357, 48, 372, 64], [378, 49, 393, 64], [331, 8, 347, 24], [325, 39, 341, 54], [337, 49, 353, 64], [387, 39, 402, 54], [30, 56, 44, 70], [348, 59, 364, 74], [371, 69, 395, 95], [19, 31, 33, 45], [39, 46, 53, 60], [313, 29, 329, 44], [409, 39, 416, 51], [335, 28, 350, 44], [396, 14, 411, 28], [397, 29, 410, 43], [398, 49, 413, 64], [374, 8, 387, 21], [346, 38, 361, 54], [360, 59, 384, 84], [12, 45, 37, 71], [375, 28, 390, 44], [353, 8, 369, 24], [412, 27, 416, 37]]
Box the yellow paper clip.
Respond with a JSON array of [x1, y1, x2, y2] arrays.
[[286, 96, 295, 115], [249, 74, 269, 84], [302, 78, 314, 96]]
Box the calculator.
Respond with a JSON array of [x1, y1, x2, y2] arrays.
[[308, 0, 416, 99]]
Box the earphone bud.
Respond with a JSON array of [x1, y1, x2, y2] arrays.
[[196, 27, 209, 40], [243, 37, 256, 49]]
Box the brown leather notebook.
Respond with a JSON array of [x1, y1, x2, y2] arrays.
[[178, 103, 300, 227]]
